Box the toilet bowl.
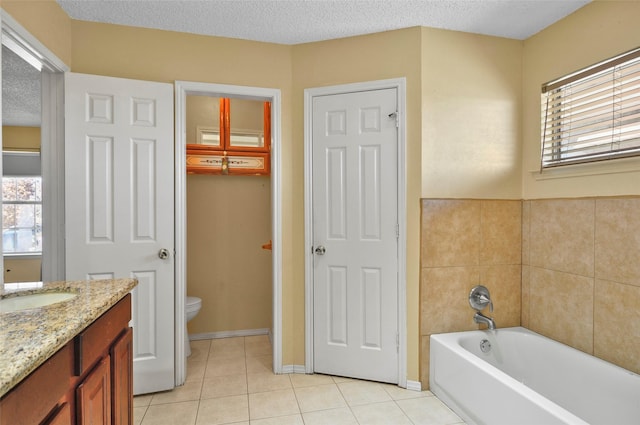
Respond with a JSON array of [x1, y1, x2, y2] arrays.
[[185, 296, 202, 357]]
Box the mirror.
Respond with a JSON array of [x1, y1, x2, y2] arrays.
[[2, 45, 43, 283]]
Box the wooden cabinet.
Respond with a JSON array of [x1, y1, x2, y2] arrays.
[[111, 328, 133, 425], [45, 404, 72, 425], [77, 357, 111, 425], [186, 97, 272, 175], [0, 295, 133, 425]]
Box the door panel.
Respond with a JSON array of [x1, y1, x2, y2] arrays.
[[65, 72, 174, 394], [312, 88, 398, 383]]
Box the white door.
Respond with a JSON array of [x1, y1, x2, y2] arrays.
[[65, 72, 175, 395], [312, 88, 399, 383]]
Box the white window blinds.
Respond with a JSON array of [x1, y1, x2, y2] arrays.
[[541, 48, 640, 169]]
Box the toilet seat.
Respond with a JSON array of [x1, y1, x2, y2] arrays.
[[186, 296, 202, 312]]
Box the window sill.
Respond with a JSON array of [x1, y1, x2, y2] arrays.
[[3, 253, 42, 260], [530, 156, 640, 180]]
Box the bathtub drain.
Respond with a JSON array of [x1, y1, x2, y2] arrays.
[[480, 339, 492, 353]]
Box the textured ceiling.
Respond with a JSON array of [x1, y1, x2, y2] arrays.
[[57, 0, 590, 44], [2, 46, 41, 127], [3, 0, 591, 127]]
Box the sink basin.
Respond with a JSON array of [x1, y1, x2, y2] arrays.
[[0, 292, 77, 313]]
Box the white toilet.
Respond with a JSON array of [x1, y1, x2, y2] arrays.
[[185, 296, 202, 357]]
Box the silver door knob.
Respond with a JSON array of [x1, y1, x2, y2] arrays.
[[158, 248, 170, 260], [314, 246, 326, 255]]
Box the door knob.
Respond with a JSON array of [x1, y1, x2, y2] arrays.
[[314, 246, 326, 255], [158, 248, 170, 260]]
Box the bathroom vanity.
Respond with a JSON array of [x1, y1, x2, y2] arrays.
[[0, 278, 137, 425]]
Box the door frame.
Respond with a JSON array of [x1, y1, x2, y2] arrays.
[[174, 81, 282, 384], [1, 10, 69, 282], [303, 78, 407, 387]]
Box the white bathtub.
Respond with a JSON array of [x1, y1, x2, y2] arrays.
[[430, 327, 640, 425]]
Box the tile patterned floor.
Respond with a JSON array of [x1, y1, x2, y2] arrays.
[[134, 336, 466, 425]]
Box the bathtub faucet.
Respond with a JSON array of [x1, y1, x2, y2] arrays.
[[469, 285, 497, 330], [474, 312, 496, 330]]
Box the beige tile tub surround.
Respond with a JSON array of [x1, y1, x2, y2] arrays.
[[528, 267, 594, 354], [421, 196, 640, 388], [529, 199, 595, 277], [521, 197, 640, 375], [420, 199, 522, 387]]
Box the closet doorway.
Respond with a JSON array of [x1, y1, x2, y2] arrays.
[[174, 82, 282, 385]]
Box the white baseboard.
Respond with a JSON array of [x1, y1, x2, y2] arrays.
[[281, 365, 306, 374], [406, 379, 422, 392], [189, 328, 270, 341]]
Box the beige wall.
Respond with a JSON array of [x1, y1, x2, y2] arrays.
[[522, 1, 640, 199], [2, 126, 40, 151], [187, 175, 272, 334], [420, 199, 521, 387], [2, 0, 73, 67], [4, 258, 41, 282], [522, 197, 640, 375], [292, 27, 423, 379], [421, 28, 522, 199]]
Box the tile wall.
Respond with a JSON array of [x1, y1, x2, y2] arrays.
[[522, 197, 640, 376], [420, 197, 640, 389], [420, 199, 522, 387]]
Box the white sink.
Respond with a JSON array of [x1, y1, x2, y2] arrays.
[[0, 292, 77, 313]]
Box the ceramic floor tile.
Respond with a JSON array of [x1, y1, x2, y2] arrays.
[[289, 373, 334, 388], [133, 394, 153, 407], [246, 355, 273, 374], [331, 376, 358, 384], [150, 380, 203, 405], [337, 381, 393, 406], [302, 407, 359, 425], [201, 373, 248, 399], [205, 356, 247, 378], [351, 401, 413, 425], [133, 406, 147, 425], [140, 401, 198, 425], [294, 384, 347, 413], [293, 383, 346, 413], [248, 388, 300, 420], [209, 337, 246, 359], [244, 335, 272, 358], [382, 384, 429, 400], [247, 372, 292, 393], [196, 394, 249, 425], [396, 396, 463, 425], [249, 414, 304, 425], [188, 339, 212, 362], [186, 361, 207, 383]]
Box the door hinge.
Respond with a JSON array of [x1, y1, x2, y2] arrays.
[[388, 111, 399, 128], [396, 224, 399, 239], [396, 333, 399, 352]]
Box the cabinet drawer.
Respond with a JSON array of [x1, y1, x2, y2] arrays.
[[0, 342, 72, 425], [75, 294, 131, 376]]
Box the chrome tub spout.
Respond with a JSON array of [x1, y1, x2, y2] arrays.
[[474, 312, 496, 330]]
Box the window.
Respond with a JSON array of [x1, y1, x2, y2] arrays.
[[2, 176, 42, 254], [541, 47, 640, 169]]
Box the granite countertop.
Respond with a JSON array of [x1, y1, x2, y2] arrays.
[[0, 278, 138, 398]]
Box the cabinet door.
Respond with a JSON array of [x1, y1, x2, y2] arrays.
[[111, 328, 133, 425], [77, 356, 112, 425], [44, 403, 71, 425]]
